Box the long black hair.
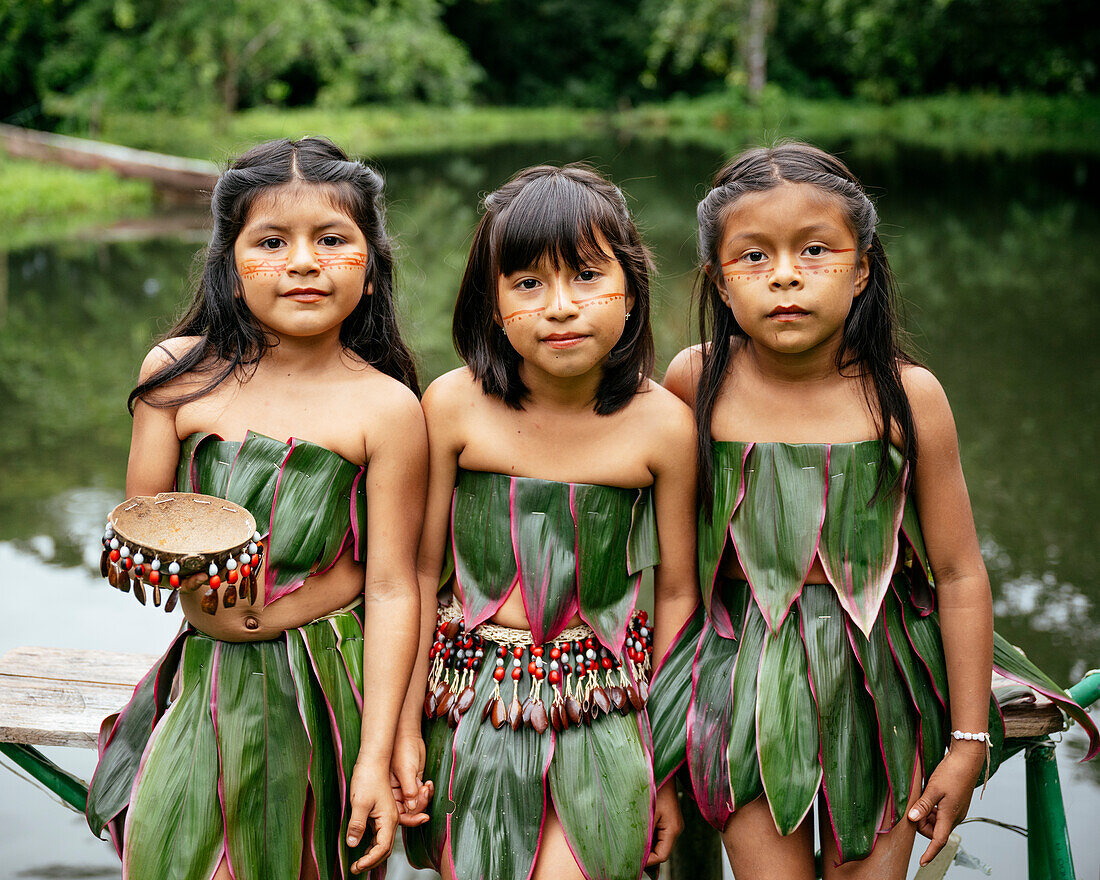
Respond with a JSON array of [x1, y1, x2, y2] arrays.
[[129, 137, 418, 411], [695, 142, 918, 505], [453, 164, 654, 415]]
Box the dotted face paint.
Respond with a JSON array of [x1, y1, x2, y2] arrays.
[[501, 292, 626, 325], [722, 249, 856, 284]]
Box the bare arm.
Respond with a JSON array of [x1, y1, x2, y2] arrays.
[[389, 374, 466, 822], [903, 367, 993, 866], [661, 345, 703, 409], [348, 386, 428, 871], [645, 390, 698, 866], [125, 344, 190, 495]]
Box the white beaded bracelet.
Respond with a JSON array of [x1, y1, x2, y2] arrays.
[[951, 730, 990, 742]]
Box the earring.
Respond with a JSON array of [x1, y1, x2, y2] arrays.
[[625, 312, 631, 319]]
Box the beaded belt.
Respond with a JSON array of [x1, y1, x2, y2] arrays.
[[424, 602, 654, 735]]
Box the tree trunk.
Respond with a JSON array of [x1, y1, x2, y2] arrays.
[[744, 0, 771, 97]]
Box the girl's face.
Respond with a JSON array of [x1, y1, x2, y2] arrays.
[[497, 234, 633, 385], [715, 182, 869, 359], [234, 183, 369, 343]]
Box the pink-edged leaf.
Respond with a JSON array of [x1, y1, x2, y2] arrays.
[[86, 630, 188, 842], [697, 442, 751, 637], [286, 629, 340, 880], [847, 614, 918, 826], [881, 587, 947, 778], [800, 584, 886, 863], [574, 483, 637, 655], [726, 590, 766, 810], [818, 443, 905, 637], [730, 444, 828, 632], [686, 619, 741, 828], [992, 630, 1100, 760], [300, 612, 368, 871], [451, 469, 518, 629], [176, 431, 227, 495], [512, 477, 578, 645], [446, 638, 551, 880], [215, 639, 311, 880], [626, 486, 660, 575], [122, 637, 223, 880], [648, 605, 705, 787], [550, 707, 655, 880], [757, 604, 820, 835], [263, 438, 362, 601], [403, 716, 455, 872]]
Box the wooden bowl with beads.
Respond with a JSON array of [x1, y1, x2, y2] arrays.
[[100, 492, 264, 614]]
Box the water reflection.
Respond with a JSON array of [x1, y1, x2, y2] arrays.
[[1, 138, 1098, 871]]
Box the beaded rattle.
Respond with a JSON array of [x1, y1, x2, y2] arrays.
[[100, 492, 265, 615]]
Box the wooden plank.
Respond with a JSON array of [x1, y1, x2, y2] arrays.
[[0, 646, 155, 749]]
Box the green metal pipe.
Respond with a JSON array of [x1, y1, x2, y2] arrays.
[[1067, 670, 1100, 710], [1025, 740, 1074, 880], [0, 742, 88, 813]]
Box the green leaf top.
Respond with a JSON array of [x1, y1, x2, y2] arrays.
[[450, 469, 658, 652], [703, 441, 932, 636], [177, 431, 366, 603]]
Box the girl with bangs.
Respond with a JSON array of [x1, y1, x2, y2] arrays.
[[402, 164, 698, 880]]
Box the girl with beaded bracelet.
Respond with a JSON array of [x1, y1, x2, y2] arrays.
[[648, 142, 1098, 879], [401, 164, 698, 880]]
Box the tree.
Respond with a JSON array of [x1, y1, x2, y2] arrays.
[[643, 0, 776, 98]]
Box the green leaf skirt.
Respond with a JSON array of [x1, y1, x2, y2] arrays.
[[404, 612, 657, 880], [85, 607, 379, 880]]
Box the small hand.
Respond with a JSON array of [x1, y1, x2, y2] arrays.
[[348, 760, 398, 874], [390, 732, 432, 826], [646, 781, 684, 867], [908, 743, 986, 866]]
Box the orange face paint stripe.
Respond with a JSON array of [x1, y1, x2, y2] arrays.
[[239, 259, 286, 279], [316, 253, 368, 269], [502, 307, 545, 323]]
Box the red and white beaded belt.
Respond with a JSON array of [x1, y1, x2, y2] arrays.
[[423, 602, 653, 735]]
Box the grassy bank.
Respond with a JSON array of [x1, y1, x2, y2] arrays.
[[6, 92, 1097, 238], [0, 154, 152, 248]]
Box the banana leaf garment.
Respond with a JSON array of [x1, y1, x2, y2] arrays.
[[86, 431, 380, 880], [647, 441, 1100, 863], [404, 469, 661, 880]]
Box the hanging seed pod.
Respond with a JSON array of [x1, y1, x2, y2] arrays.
[[627, 683, 644, 710], [150, 580, 161, 608], [200, 588, 218, 615], [481, 696, 495, 724], [636, 679, 650, 704], [530, 702, 549, 734], [438, 689, 456, 718], [107, 563, 120, 588], [608, 685, 627, 712], [447, 704, 461, 729], [100, 549, 111, 578], [425, 691, 438, 718], [164, 589, 179, 613], [564, 696, 582, 726], [443, 619, 461, 640], [549, 702, 562, 731], [508, 697, 523, 731], [222, 583, 237, 608], [490, 696, 508, 730], [591, 686, 611, 716], [521, 696, 534, 728], [131, 577, 146, 606], [432, 679, 450, 704], [456, 685, 476, 716]]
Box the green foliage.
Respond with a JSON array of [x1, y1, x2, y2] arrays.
[[32, 0, 479, 114]]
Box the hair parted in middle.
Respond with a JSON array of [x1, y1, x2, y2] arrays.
[[453, 163, 655, 415]]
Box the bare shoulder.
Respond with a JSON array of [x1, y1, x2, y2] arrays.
[[422, 367, 482, 421], [139, 335, 203, 380], [633, 379, 696, 453], [901, 364, 958, 448], [662, 345, 704, 407]]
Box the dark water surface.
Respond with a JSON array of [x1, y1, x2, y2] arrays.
[[1, 139, 1097, 878]]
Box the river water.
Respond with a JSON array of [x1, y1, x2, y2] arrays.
[[1, 138, 1097, 878]]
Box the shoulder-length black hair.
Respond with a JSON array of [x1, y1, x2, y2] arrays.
[[695, 141, 919, 505], [453, 163, 654, 415], [129, 136, 418, 412]]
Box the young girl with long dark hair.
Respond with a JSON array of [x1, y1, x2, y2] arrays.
[[85, 137, 427, 879], [402, 164, 697, 880], [650, 142, 1098, 879]]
